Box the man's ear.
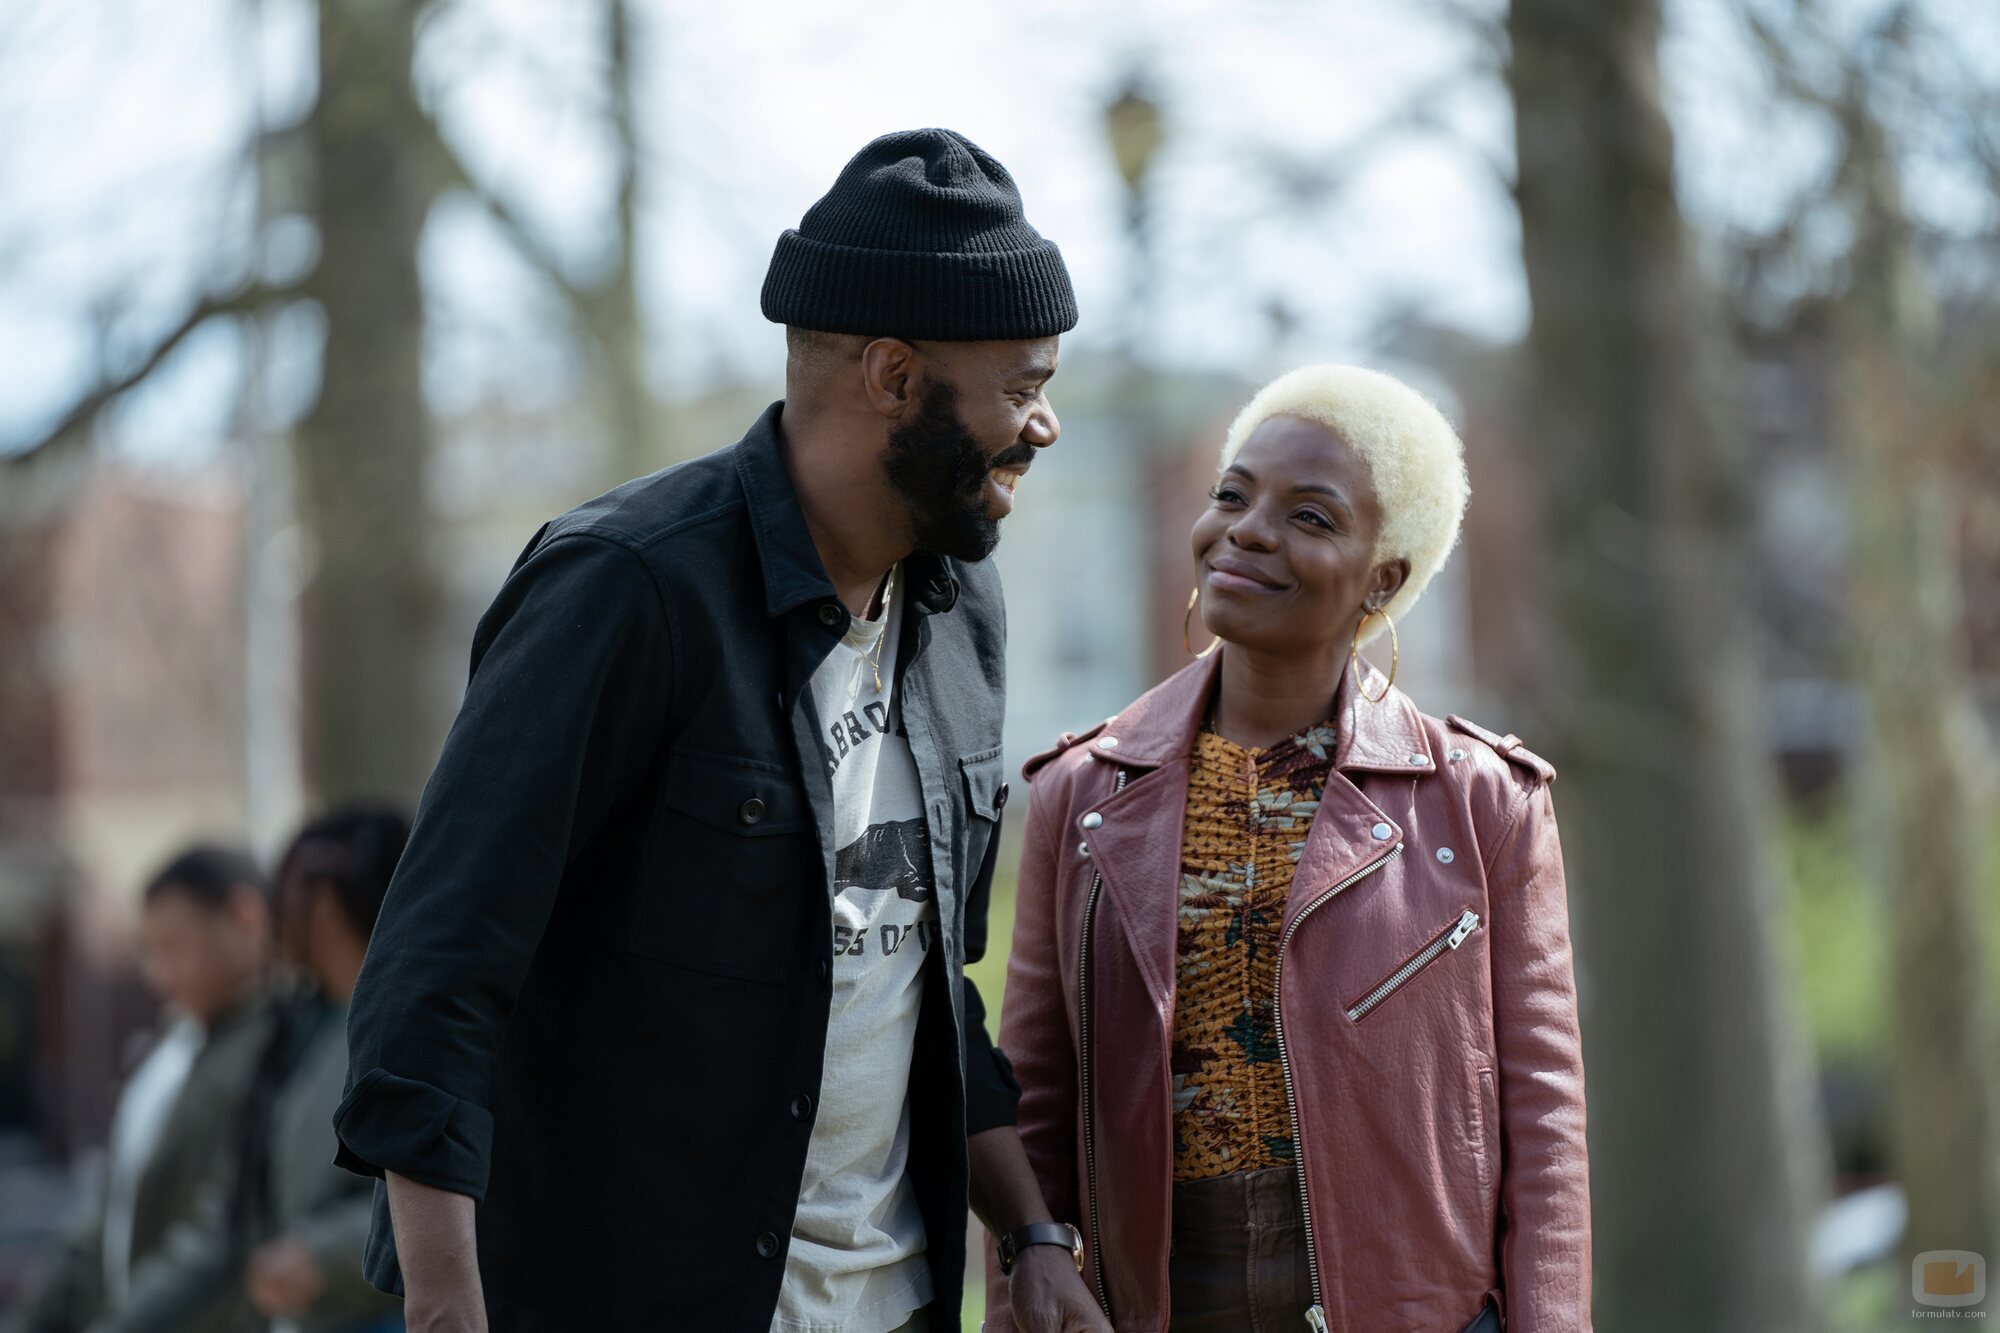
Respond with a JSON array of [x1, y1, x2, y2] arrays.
[[859, 338, 924, 419]]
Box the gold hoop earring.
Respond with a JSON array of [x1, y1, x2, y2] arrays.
[[1184, 586, 1218, 658], [1350, 605, 1398, 703]]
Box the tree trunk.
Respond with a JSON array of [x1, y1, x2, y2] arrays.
[[295, 0, 443, 805], [1840, 115, 2000, 1279], [1505, 0, 1829, 1327], [591, 0, 653, 485]]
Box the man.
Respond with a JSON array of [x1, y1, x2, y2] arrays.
[[333, 128, 1105, 1331], [7, 846, 276, 1333], [97, 809, 407, 1333]]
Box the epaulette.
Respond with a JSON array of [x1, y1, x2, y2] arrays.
[[1445, 714, 1557, 784], [1022, 718, 1113, 782]]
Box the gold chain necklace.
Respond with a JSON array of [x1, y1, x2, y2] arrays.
[[861, 564, 896, 693]]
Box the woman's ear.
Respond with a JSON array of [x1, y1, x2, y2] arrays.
[[1370, 558, 1412, 609]]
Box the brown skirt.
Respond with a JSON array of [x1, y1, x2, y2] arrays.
[[1168, 1164, 1316, 1332]]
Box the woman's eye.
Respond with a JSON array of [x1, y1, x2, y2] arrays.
[[1209, 486, 1244, 504], [1296, 510, 1336, 530]]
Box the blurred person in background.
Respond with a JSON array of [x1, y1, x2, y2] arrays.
[[91, 807, 409, 1333], [988, 367, 1591, 1332], [5, 847, 278, 1333]]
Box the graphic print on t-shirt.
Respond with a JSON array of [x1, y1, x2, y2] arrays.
[[833, 817, 933, 903], [776, 566, 938, 1333]]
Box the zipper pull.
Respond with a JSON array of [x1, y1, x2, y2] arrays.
[[1446, 909, 1480, 949], [1305, 1305, 1329, 1332]]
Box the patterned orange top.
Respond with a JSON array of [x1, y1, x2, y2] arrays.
[[1171, 719, 1338, 1183]]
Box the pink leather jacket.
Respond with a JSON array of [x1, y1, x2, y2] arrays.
[[986, 652, 1591, 1332]]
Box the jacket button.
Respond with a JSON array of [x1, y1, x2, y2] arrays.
[[1097, 736, 1120, 749], [1447, 747, 1467, 761], [791, 1094, 814, 1121], [814, 957, 830, 984], [1437, 847, 1456, 864], [1407, 753, 1427, 766], [755, 1232, 780, 1259], [740, 797, 766, 826], [1370, 822, 1393, 841], [1081, 812, 1103, 830], [1078, 842, 1091, 858], [818, 603, 842, 627], [995, 783, 1010, 810]]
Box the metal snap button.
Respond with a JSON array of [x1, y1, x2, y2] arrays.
[[1436, 847, 1456, 864], [1081, 812, 1103, 830], [1408, 753, 1427, 766], [1098, 736, 1119, 749], [1078, 842, 1092, 858], [740, 797, 766, 826], [1447, 747, 1467, 761], [1370, 822, 1393, 841]]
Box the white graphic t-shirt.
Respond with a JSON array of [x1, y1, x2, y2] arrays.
[[773, 565, 938, 1333]]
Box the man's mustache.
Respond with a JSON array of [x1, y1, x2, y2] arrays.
[[987, 444, 1037, 472]]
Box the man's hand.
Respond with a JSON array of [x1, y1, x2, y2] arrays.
[[247, 1235, 325, 1316], [1007, 1245, 1111, 1333], [385, 1172, 489, 1333], [968, 1126, 1112, 1333]]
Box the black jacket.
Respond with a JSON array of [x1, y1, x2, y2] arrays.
[[333, 403, 1020, 1331]]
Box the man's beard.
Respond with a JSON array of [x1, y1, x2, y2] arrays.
[[882, 378, 1027, 563]]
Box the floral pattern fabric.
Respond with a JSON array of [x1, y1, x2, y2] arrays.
[[1171, 720, 1338, 1183]]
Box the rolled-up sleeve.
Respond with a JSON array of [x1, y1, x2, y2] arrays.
[[333, 530, 673, 1199]]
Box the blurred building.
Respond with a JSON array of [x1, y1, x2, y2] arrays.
[[0, 462, 250, 1296]]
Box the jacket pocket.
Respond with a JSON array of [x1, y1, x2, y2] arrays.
[[959, 747, 1006, 892], [1475, 1066, 1498, 1200], [1345, 908, 1482, 1022], [624, 748, 816, 985], [960, 746, 1006, 821]]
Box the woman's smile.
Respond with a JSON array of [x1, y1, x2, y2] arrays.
[[1205, 557, 1289, 595]]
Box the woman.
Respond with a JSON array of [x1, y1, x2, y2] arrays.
[[987, 366, 1590, 1332]]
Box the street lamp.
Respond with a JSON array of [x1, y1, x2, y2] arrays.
[[1104, 78, 1163, 196]]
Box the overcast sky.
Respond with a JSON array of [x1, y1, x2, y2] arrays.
[[0, 0, 1992, 462]]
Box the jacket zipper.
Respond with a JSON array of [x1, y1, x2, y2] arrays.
[[1274, 842, 1403, 1333], [1078, 766, 1128, 1315], [1345, 909, 1482, 1022]]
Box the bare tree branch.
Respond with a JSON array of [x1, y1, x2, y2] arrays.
[[413, 108, 593, 313], [1, 283, 279, 466]]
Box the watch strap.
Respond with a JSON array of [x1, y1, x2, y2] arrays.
[[997, 1221, 1083, 1275]]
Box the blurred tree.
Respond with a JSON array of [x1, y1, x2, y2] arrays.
[[425, 0, 654, 486], [1, 0, 657, 805], [296, 0, 444, 805], [1505, 0, 1829, 1327], [1739, 0, 2000, 1279]]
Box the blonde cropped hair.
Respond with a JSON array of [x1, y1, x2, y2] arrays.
[[1219, 364, 1469, 641]]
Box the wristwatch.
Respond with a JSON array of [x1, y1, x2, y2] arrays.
[[996, 1222, 1084, 1276]]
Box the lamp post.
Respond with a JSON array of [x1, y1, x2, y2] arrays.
[[1103, 76, 1163, 360]]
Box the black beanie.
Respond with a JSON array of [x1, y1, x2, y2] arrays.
[[762, 128, 1079, 342]]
